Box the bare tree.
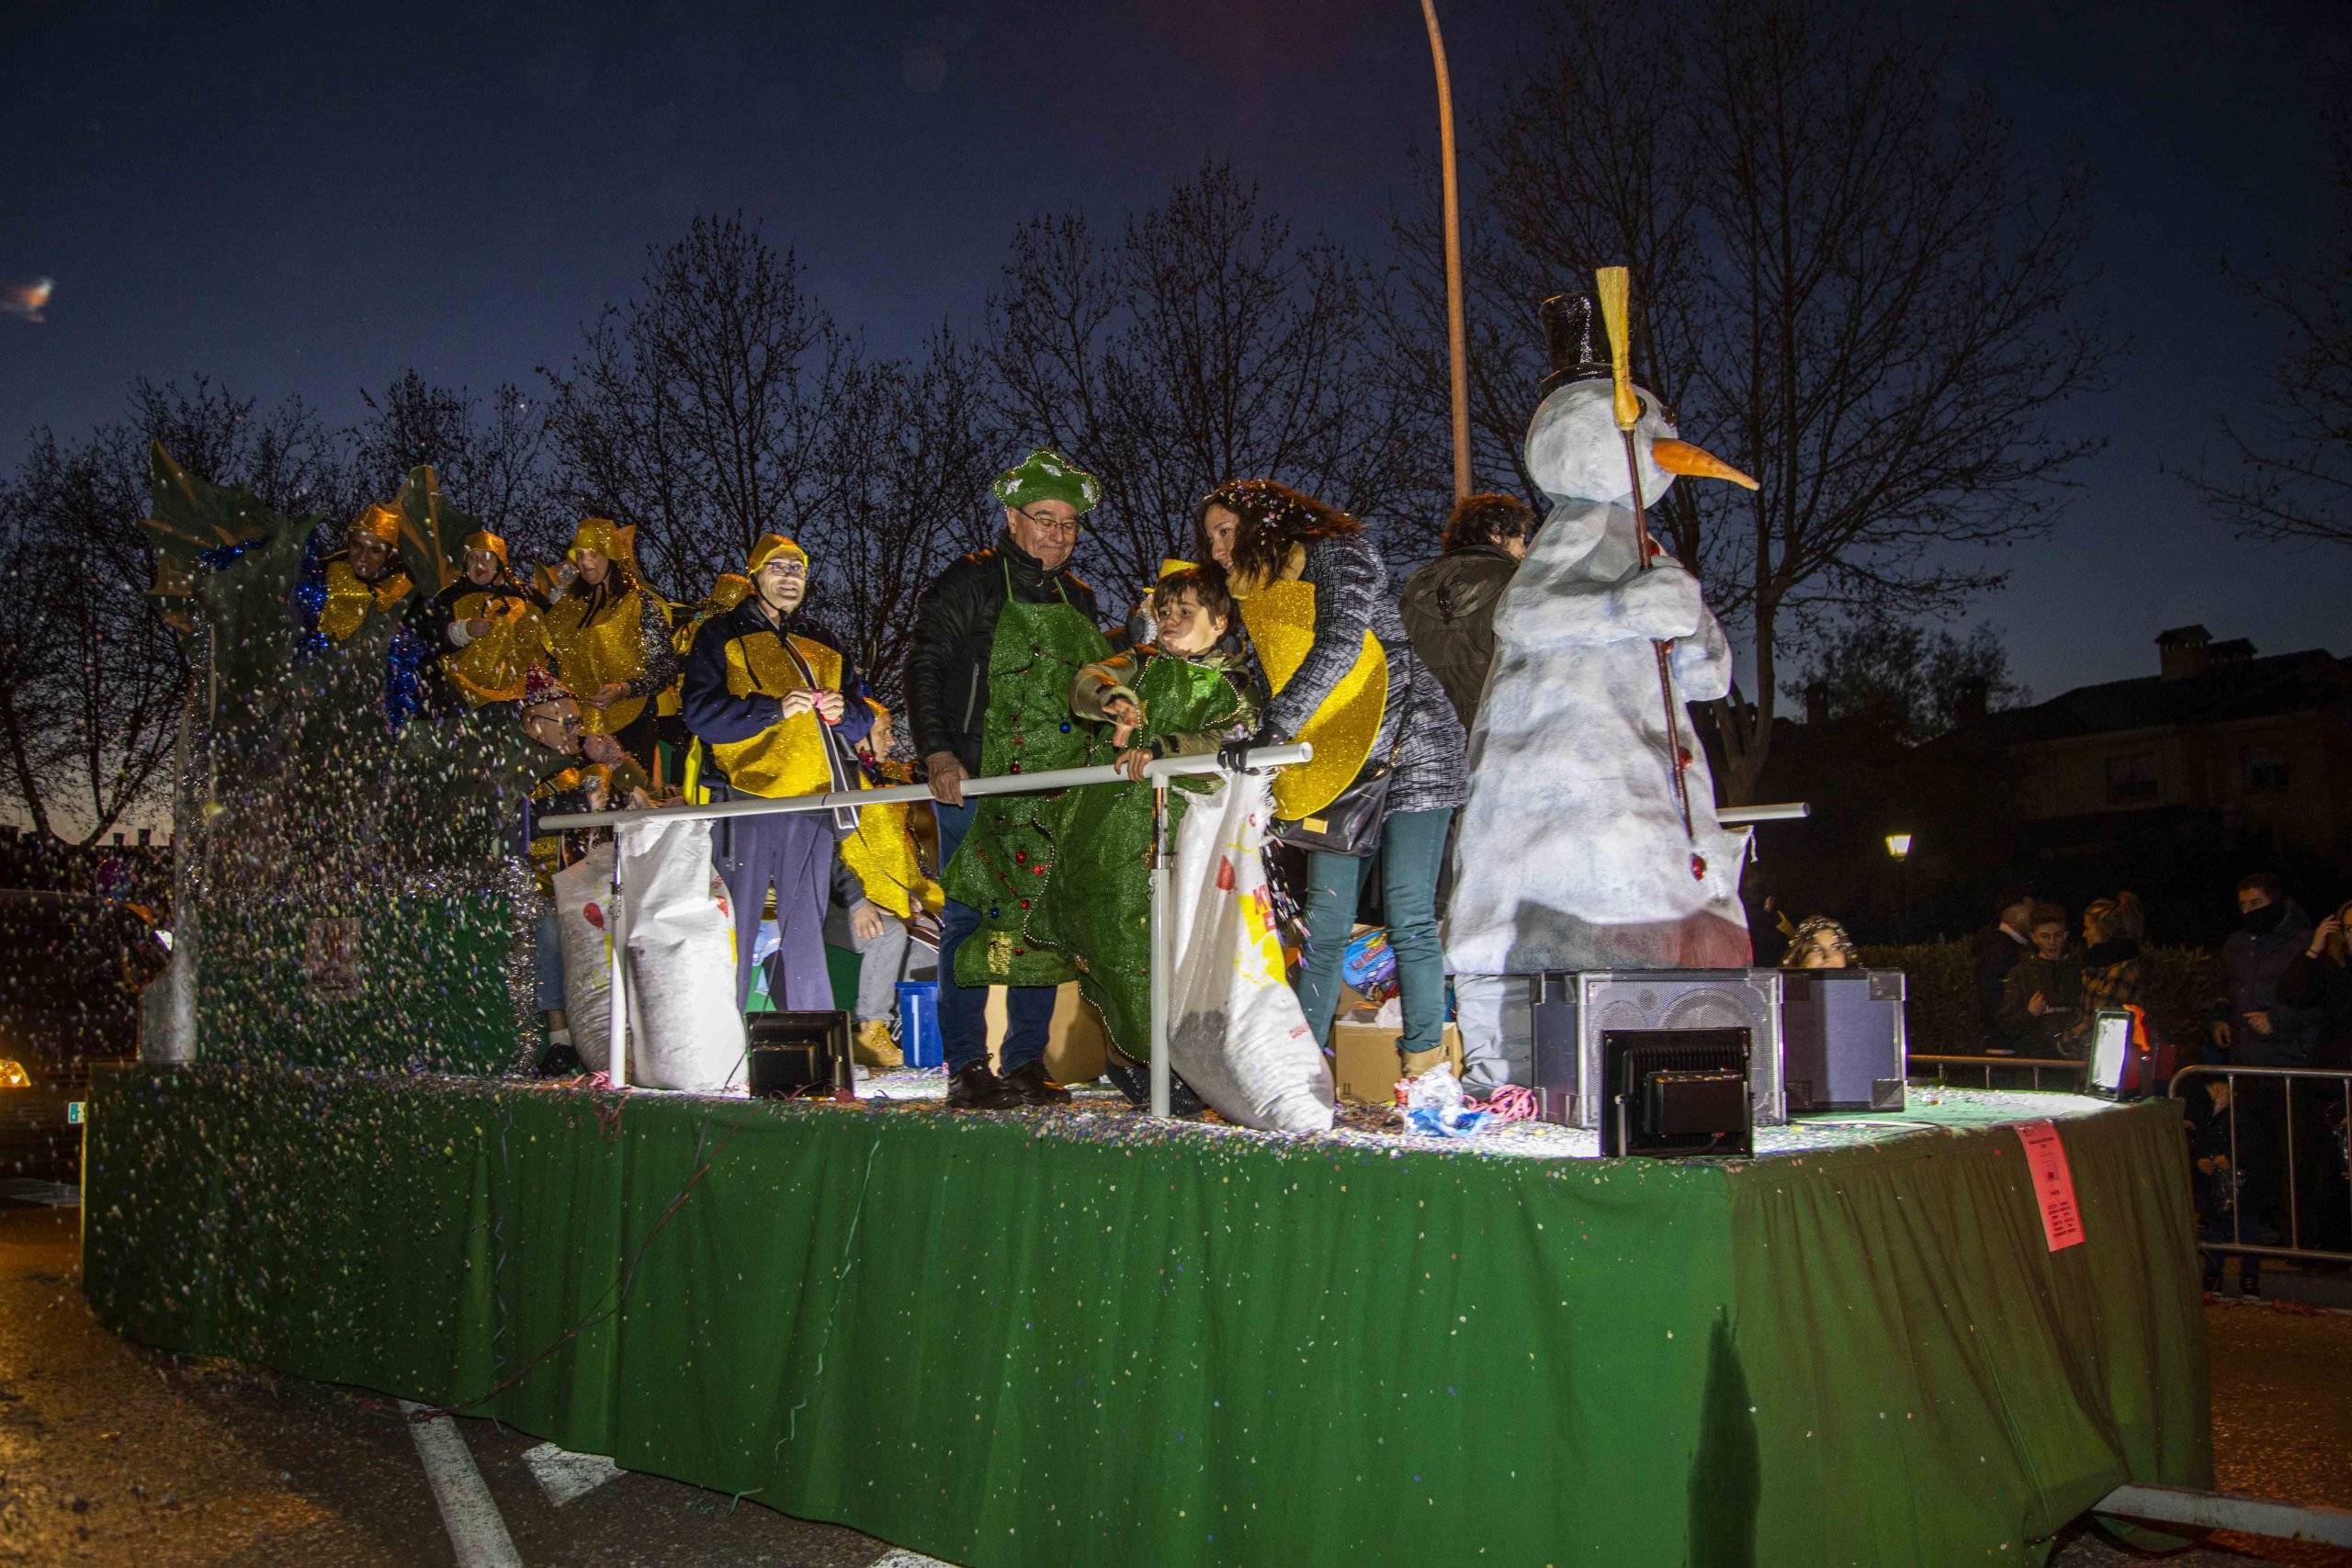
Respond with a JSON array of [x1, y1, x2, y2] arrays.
[[2185, 114, 2352, 548], [805, 331, 1003, 705], [0, 378, 342, 842], [985, 163, 1421, 603], [1388, 0, 2108, 800], [1786, 616, 2029, 743], [542, 216, 852, 601], [350, 371, 559, 559]]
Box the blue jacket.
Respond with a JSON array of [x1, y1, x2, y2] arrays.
[[682, 600, 872, 752]]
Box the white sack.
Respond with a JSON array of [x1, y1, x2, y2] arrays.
[[551, 841, 623, 1074], [1166, 773, 1335, 1134], [616, 817, 746, 1094]]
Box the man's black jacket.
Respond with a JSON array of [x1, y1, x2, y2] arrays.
[[905, 533, 1102, 775]]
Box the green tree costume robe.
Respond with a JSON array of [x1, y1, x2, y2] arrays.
[[1024, 649, 1254, 1055], [940, 565, 1112, 989]]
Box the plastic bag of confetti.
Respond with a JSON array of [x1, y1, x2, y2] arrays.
[[1165, 772, 1336, 1134], [552, 842, 625, 1071], [1402, 1060, 1487, 1139], [616, 816, 746, 1093]]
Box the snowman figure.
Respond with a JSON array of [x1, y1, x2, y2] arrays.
[[1447, 294, 1760, 981]]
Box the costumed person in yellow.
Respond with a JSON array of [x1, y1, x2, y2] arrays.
[[407, 531, 546, 711], [821, 700, 944, 1070], [1200, 479, 1468, 1078], [682, 532, 873, 1011], [907, 448, 1111, 1111], [514, 665, 647, 1071], [543, 518, 677, 773], [662, 570, 752, 791], [291, 502, 413, 660]]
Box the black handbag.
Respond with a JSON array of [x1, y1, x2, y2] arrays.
[[1267, 761, 1393, 857]]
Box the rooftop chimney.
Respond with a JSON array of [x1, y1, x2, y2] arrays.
[[1804, 682, 1831, 728], [2156, 624, 2211, 682]]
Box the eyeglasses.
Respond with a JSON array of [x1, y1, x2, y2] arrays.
[[761, 561, 808, 579], [526, 711, 582, 732], [1019, 508, 1081, 537]]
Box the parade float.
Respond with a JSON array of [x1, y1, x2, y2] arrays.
[[81, 288, 2210, 1564]]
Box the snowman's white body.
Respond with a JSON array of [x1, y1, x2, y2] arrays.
[[1445, 379, 1752, 975]]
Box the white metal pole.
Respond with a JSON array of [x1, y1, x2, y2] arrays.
[[605, 852, 628, 1089], [1148, 780, 1172, 1119], [534, 746, 1314, 832]]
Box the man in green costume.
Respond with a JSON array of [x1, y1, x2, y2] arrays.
[[1030, 566, 1258, 1109], [908, 448, 1111, 1110]]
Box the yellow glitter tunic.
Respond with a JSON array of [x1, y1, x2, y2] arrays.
[[840, 798, 941, 919], [441, 589, 544, 706], [319, 560, 413, 644], [1235, 579, 1387, 819], [705, 627, 845, 800], [544, 589, 663, 736]]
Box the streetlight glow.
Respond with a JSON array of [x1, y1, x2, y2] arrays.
[[1884, 832, 1914, 861]]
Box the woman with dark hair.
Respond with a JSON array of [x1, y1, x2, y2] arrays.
[[543, 517, 677, 773], [1398, 491, 1534, 729], [1198, 479, 1468, 1078]]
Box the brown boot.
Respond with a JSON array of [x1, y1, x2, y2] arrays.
[[853, 1019, 903, 1072], [1399, 1046, 1448, 1079]]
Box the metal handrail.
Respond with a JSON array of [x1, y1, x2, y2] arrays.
[[1909, 1053, 2087, 1090], [538, 745, 1314, 1115], [2169, 1064, 2352, 1266]]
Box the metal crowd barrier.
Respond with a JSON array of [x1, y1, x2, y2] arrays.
[[2168, 1064, 2352, 1267], [1909, 1054, 2088, 1090]]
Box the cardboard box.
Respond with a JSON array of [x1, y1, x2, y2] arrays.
[[1329, 1021, 1464, 1105], [984, 982, 1108, 1086]]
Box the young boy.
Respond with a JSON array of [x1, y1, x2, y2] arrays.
[[1028, 566, 1259, 1106]]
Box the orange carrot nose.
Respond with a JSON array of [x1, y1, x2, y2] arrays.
[[1652, 438, 1759, 490]]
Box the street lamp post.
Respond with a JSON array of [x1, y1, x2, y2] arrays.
[[1420, 0, 1472, 502], [1885, 833, 1914, 940]]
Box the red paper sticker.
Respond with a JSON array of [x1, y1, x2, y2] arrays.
[[2015, 1120, 2085, 1251]]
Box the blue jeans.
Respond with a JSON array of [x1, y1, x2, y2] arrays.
[[933, 799, 1055, 1074], [1295, 807, 1454, 1055]]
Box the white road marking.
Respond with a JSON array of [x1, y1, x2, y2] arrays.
[[521, 1439, 621, 1506], [399, 1401, 523, 1568]]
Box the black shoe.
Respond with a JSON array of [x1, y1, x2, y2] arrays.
[[946, 1062, 1023, 1111], [1001, 1059, 1074, 1106], [537, 1042, 584, 1078], [1103, 1058, 1203, 1115], [2239, 1262, 2262, 1298]]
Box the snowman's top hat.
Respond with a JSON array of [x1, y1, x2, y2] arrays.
[[1538, 293, 1611, 398]]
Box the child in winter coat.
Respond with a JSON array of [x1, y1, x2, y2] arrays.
[[1027, 567, 1261, 1107]]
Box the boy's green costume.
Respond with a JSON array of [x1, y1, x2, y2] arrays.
[[1024, 648, 1255, 1054]]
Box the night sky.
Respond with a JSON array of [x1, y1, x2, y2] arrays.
[[3, 0, 2346, 704]]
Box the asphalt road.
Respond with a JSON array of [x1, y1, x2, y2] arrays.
[[3, 1188, 2348, 1567]]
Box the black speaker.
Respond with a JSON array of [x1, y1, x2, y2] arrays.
[[1598, 1027, 1754, 1158], [1529, 969, 1786, 1131], [747, 1010, 852, 1099], [1779, 970, 1907, 1112]]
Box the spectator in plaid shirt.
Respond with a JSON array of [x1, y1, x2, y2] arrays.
[[2062, 892, 2147, 1059]]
